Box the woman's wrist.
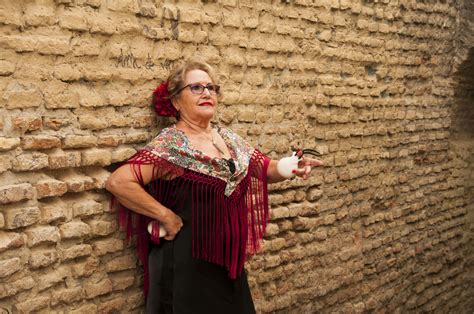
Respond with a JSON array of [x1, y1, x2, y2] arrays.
[[267, 159, 287, 183], [152, 204, 174, 222]]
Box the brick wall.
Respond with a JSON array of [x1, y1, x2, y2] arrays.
[[0, 0, 473, 313]]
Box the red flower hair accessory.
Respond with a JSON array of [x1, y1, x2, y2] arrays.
[[152, 81, 178, 117]]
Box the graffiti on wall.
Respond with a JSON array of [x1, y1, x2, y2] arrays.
[[115, 48, 174, 71]]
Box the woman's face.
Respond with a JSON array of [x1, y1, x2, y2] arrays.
[[173, 69, 218, 124]]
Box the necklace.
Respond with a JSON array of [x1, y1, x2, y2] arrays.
[[180, 120, 227, 157], [178, 120, 236, 175]]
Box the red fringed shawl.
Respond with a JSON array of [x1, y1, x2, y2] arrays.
[[113, 125, 270, 297]]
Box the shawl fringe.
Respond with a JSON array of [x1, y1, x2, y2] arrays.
[[112, 149, 270, 297]]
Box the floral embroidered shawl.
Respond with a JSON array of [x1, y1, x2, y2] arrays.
[[113, 125, 270, 296]]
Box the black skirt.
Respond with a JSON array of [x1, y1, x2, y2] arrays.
[[145, 191, 256, 314]]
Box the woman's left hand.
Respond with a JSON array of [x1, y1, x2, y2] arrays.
[[292, 157, 324, 180]]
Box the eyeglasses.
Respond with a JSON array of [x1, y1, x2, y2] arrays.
[[177, 83, 220, 95]]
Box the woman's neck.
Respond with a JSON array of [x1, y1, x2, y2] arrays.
[[177, 118, 212, 135]]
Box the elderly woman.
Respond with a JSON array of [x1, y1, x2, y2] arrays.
[[106, 59, 323, 313]]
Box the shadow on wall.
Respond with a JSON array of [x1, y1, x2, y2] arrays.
[[452, 45, 474, 311], [452, 47, 474, 141]]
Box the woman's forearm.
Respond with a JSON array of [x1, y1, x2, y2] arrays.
[[267, 155, 324, 182], [266, 159, 287, 183], [106, 180, 172, 222]]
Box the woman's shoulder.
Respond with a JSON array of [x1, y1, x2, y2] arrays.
[[217, 125, 245, 142], [216, 125, 255, 154], [144, 125, 183, 150]]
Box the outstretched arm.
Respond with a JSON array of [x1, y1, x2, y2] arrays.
[[266, 157, 324, 183]]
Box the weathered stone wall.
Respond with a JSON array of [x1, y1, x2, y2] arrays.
[[451, 1, 474, 313], [0, 0, 472, 313]]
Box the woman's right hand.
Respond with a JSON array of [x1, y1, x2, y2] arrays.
[[161, 210, 183, 241]]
